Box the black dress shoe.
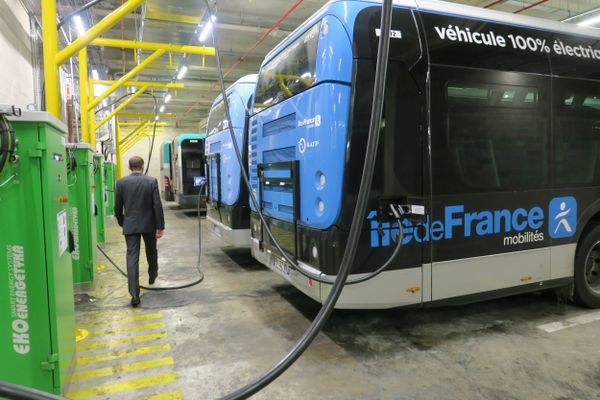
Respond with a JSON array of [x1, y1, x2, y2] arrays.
[[149, 274, 157, 285], [131, 296, 141, 307]]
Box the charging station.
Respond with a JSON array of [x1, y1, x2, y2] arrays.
[[0, 111, 75, 395], [93, 154, 106, 244], [66, 143, 97, 284], [104, 161, 116, 217]]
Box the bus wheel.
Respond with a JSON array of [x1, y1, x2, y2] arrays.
[[575, 224, 600, 308]]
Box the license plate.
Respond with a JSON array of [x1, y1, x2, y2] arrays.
[[270, 256, 291, 279]]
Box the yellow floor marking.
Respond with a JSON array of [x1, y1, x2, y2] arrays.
[[69, 357, 174, 383], [74, 343, 171, 366], [75, 328, 89, 343], [81, 308, 142, 320], [79, 313, 163, 328], [139, 391, 183, 400], [65, 372, 178, 400], [88, 322, 166, 338], [77, 332, 167, 351]]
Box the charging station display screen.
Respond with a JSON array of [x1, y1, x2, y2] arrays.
[[193, 176, 205, 187]]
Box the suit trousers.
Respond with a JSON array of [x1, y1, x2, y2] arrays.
[[125, 232, 158, 298]]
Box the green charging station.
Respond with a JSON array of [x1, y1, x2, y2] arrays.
[[0, 111, 75, 395], [93, 154, 106, 244], [66, 143, 97, 284], [104, 161, 116, 216]]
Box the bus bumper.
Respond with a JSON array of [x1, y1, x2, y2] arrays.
[[251, 238, 423, 309], [207, 215, 251, 248]]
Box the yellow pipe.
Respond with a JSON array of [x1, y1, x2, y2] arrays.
[[55, 0, 145, 66], [89, 49, 165, 111], [118, 113, 176, 119], [145, 10, 201, 24], [115, 117, 123, 178], [79, 48, 89, 143], [122, 133, 146, 153], [88, 79, 96, 147], [96, 84, 150, 130], [42, 0, 60, 117], [91, 38, 215, 56], [92, 80, 184, 90], [120, 121, 149, 146], [119, 122, 167, 127]]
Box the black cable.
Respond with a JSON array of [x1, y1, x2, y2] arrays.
[[0, 114, 15, 176], [211, 0, 394, 397], [57, 0, 105, 29], [200, 3, 399, 288], [0, 381, 65, 400], [96, 182, 206, 291]]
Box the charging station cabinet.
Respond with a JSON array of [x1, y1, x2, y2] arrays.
[[93, 154, 106, 244], [66, 143, 97, 283], [104, 161, 116, 217], [0, 111, 75, 395]]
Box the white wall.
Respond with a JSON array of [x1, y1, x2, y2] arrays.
[[0, 0, 34, 109]]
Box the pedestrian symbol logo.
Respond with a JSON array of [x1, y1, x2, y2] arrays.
[[549, 197, 577, 239]]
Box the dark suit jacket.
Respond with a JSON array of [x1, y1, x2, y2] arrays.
[[115, 172, 165, 235]]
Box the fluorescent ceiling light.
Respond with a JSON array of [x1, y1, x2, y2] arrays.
[[164, 93, 172, 103], [91, 69, 99, 80], [211, 15, 217, 23], [159, 105, 165, 113], [73, 15, 86, 36], [578, 14, 600, 27], [198, 20, 213, 42], [177, 65, 188, 80], [155, 115, 160, 121]]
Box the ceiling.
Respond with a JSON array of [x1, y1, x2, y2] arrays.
[[55, 0, 600, 133]]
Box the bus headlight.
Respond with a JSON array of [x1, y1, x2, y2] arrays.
[[317, 199, 325, 214]]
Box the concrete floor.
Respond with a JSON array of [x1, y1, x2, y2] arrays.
[[67, 204, 600, 400]]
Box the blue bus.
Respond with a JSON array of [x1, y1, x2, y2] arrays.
[[205, 74, 258, 247], [160, 140, 174, 201], [248, 0, 600, 309], [171, 133, 207, 208]]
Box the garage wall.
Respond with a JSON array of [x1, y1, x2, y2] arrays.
[[0, 0, 35, 109]]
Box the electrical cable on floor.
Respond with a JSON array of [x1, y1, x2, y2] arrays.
[[205, 0, 396, 398], [97, 183, 206, 291]]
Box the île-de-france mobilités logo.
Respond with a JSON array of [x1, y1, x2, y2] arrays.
[[549, 197, 577, 239]]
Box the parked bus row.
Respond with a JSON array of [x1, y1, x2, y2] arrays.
[[203, 0, 600, 310]]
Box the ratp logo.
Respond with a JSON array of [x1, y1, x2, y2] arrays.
[[549, 197, 577, 239]]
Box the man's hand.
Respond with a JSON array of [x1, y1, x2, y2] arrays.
[[156, 229, 164, 239]]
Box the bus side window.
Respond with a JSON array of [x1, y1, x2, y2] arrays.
[[431, 67, 550, 195], [554, 78, 600, 186]]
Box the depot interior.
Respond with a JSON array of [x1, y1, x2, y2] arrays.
[[2, 0, 600, 399]]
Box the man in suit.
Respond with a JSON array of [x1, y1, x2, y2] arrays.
[[115, 156, 165, 307]]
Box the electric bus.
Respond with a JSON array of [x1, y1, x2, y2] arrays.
[[171, 133, 207, 208], [205, 74, 258, 247], [160, 140, 174, 201], [248, 0, 600, 309]]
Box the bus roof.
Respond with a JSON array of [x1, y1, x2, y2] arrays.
[[264, 0, 600, 64], [211, 74, 258, 108], [174, 133, 206, 146]]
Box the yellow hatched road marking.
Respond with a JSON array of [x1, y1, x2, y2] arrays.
[[80, 313, 163, 328], [81, 308, 142, 320], [69, 357, 174, 383], [65, 372, 178, 400], [88, 322, 165, 337], [74, 343, 171, 366], [76, 332, 168, 351], [139, 391, 184, 400]]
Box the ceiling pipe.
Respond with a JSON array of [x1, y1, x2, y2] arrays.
[[513, 0, 550, 14], [483, 0, 505, 9], [562, 6, 600, 22], [180, 0, 306, 121]]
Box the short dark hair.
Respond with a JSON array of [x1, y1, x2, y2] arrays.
[[129, 156, 144, 171]]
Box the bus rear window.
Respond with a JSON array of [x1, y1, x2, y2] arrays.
[[254, 22, 321, 112], [207, 96, 230, 136]]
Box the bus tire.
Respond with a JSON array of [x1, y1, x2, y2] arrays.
[[574, 223, 600, 308]]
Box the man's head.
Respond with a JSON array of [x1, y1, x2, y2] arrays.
[[129, 156, 144, 172]]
